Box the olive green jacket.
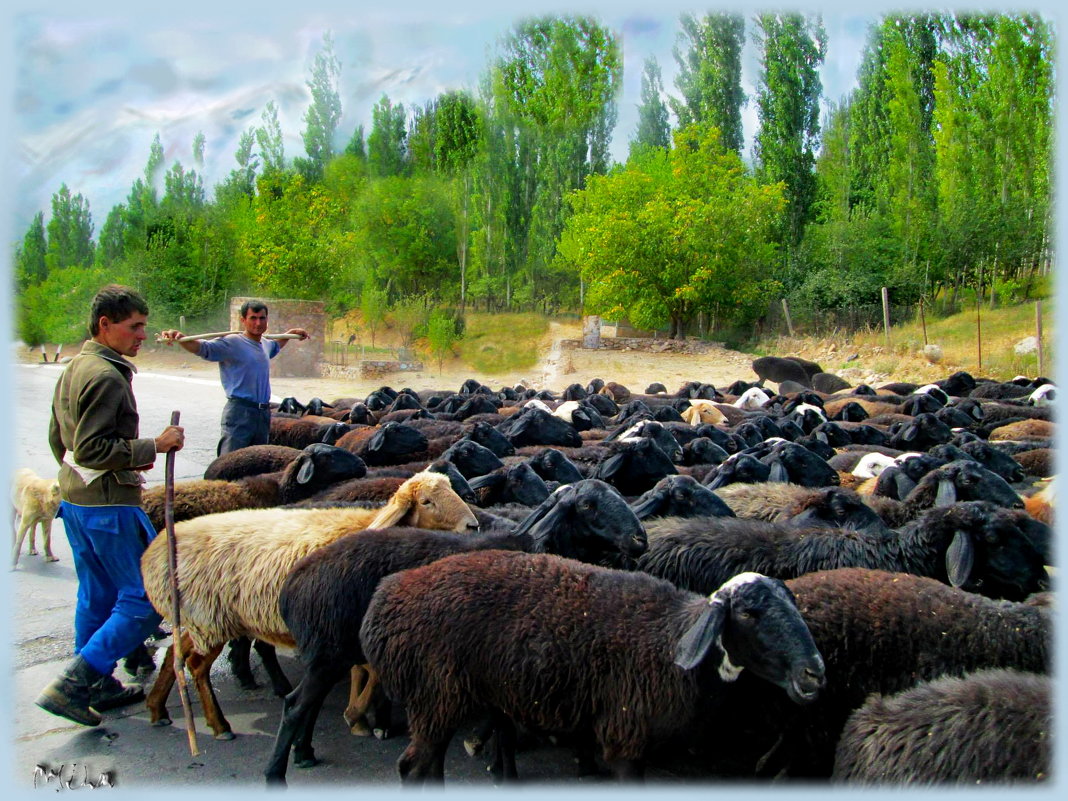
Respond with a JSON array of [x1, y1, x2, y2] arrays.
[[48, 340, 159, 507]]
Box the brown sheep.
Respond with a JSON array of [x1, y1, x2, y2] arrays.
[[988, 419, 1055, 441], [141, 470, 479, 740]]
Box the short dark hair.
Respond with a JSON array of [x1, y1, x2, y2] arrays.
[[240, 300, 269, 318], [88, 285, 149, 336]]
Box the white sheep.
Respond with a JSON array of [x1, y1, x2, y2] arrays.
[[732, 386, 772, 410], [11, 467, 60, 567], [140, 470, 479, 740]]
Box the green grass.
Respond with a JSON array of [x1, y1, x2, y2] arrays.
[[457, 313, 550, 374]]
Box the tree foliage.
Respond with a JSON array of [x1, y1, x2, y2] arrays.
[[559, 125, 784, 336]]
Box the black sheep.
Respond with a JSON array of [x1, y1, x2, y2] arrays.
[[265, 479, 649, 785], [700, 569, 1051, 779], [360, 556, 824, 784], [638, 500, 1048, 602], [629, 474, 735, 521], [752, 356, 813, 388], [593, 437, 677, 496]]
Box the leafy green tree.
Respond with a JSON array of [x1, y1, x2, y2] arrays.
[[490, 15, 622, 304], [45, 184, 95, 272], [558, 125, 785, 337], [631, 56, 670, 154], [193, 131, 206, 168], [407, 99, 439, 174], [257, 100, 287, 175], [345, 124, 367, 160], [754, 12, 827, 256], [424, 308, 459, 372], [215, 128, 259, 204], [297, 33, 342, 181], [18, 264, 110, 346], [436, 90, 482, 312], [671, 12, 746, 152], [367, 94, 407, 177], [390, 294, 430, 348], [353, 174, 457, 300], [14, 212, 47, 290], [361, 283, 388, 347], [95, 205, 128, 267]]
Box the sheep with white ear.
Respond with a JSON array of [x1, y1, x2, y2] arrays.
[[361, 557, 825, 784], [140, 470, 479, 741]]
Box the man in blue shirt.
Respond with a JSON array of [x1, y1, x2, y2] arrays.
[[160, 300, 308, 454]]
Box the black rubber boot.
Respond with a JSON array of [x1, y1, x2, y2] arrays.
[[35, 656, 103, 726], [89, 673, 145, 711]]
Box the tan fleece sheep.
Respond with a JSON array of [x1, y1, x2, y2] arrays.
[[11, 468, 61, 567], [141, 470, 478, 739]]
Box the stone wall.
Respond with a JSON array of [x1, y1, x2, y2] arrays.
[[359, 359, 424, 379], [229, 297, 325, 378]]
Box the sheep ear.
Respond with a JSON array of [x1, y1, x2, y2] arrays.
[[513, 491, 568, 549], [295, 455, 316, 485], [674, 599, 728, 670], [894, 473, 918, 500], [596, 452, 627, 482], [934, 478, 957, 507], [629, 490, 664, 521], [367, 483, 416, 528], [768, 461, 790, 483], [901, 424, 918, 443], [946, 531, 975, 587]]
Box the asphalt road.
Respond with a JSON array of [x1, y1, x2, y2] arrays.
[[7, 362, 710, 794]]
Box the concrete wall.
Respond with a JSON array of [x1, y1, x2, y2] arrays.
[[228, 297, 325, 378]]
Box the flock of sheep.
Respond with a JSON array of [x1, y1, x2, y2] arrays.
[[12, 355, 1056, 786]]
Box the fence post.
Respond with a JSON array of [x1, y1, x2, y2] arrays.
[[976, 295, 982, 373], [881, 287, 891, 347], [180, 315, 186, 333], [1036, 300, 1044, 376], [781, 298, 794, 337], [919, 297, 928, 345]]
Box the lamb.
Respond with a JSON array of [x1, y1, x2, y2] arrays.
[[637, 500, 1048, 602], [140, 444, 367, 533], [265, 479, 649, 784], [140, 470, 479, 740], [360, 558, 825, 784], [831, 669, 1051, 784], [696, 568, 1051, 779], [11, 467, 61, 567]]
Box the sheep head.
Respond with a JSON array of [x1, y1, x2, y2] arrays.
[[675, 572, 825, 706], [368, 471, 478, 532]]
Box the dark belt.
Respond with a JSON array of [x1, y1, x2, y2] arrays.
[[227, 396, 271, 410]]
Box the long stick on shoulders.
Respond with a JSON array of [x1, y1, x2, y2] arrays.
[[164, 410, 200, 757]]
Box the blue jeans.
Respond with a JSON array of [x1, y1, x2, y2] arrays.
[[218, 399, 271, 455], [57, 502, 163, 676]]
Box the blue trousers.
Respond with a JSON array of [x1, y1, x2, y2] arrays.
[[57, 502, 163, 676], [218, 399, 271, 455]]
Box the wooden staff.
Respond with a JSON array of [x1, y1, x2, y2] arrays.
[[164, 410, 200, 757], [155, 331, 302, 343]]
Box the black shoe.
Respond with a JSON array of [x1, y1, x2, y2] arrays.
[[89, 674, 145, 711], [35, 656, 103, 727]]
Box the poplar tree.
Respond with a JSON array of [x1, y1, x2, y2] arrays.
[[631, 55, 670, 154], [671, 12, 746, 153], [14, 211, 47, 290], [257, 100, 287, 175], [45, 184, 95, 272], [754, 12, 827, 255], [367, 94, 408, 177], [299, 33, 342, 181]]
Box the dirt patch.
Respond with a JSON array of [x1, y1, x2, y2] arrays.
[[15, 324, 772, 401]]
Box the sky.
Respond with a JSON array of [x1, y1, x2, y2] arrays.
[[7, 1, 885, 238]]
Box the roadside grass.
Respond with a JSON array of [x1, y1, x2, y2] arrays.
[[456, 313, 550, 374], [850, 298, 1054, 380]]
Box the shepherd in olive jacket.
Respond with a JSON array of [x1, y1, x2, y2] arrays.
[[36, 284, 184, 728]]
